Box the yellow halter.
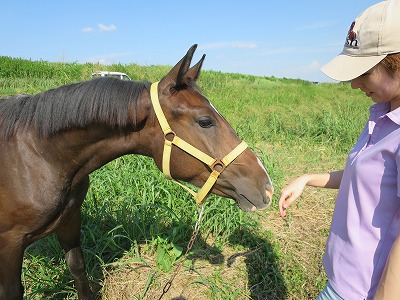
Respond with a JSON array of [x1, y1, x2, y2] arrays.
[[150, 82, 248, 205]]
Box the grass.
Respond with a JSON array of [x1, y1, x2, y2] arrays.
[[0, 56, 371, 299]]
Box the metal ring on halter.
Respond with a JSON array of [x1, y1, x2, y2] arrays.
[[164, 130, 176, 143], [210, 160, 225, 173]]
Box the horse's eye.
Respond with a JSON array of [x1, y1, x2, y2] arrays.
[[198, 117, 214, 128]]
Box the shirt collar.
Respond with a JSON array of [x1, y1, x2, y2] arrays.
[[370, 102, 400, 125], [387, 107, 400, 125]]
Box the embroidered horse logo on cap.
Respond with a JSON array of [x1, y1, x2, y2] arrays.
[[345, 21, 358, 48]]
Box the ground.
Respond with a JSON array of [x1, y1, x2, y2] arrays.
[[100, 188, 336, 300]]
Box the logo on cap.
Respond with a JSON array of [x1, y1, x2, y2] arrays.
[[345, 21, 359, 48]]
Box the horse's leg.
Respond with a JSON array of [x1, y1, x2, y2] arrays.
[[0, 241, 24, 299], [56, 178, 95, 300]]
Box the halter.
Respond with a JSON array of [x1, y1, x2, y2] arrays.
[[150, 82, 248, 205]]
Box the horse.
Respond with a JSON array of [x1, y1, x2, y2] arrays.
[[0, 44, 274, 299]]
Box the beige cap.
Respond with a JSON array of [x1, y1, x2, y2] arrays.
[[321, 0, 400, 81]]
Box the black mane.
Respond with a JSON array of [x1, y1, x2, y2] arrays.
[[0, 78, 151, 139]]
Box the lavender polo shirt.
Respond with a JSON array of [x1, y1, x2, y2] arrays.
[[323, 102, 400, 300]]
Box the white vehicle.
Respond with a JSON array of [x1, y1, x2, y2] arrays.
[[91, 71, 132, 81]]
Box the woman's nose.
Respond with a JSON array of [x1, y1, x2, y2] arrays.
[[350, 77, 362, 89]]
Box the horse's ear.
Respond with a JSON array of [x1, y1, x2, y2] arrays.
[[159, 44, 197, 91], [186, 54, 206, 82]]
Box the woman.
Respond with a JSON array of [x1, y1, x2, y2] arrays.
[[279, 0, 400, 299]]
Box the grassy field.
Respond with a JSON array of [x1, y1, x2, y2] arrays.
[[0, 56, 371, 299]]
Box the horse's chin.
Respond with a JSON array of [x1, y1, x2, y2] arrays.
[[188, 178, 272, 212], [236, 194, 270, 212]]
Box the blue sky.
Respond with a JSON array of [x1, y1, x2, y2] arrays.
[[2, 1, 379, 82]]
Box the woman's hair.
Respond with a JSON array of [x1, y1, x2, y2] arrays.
[[380, 53, 400, 77]]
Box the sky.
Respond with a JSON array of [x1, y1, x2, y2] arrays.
[[2, 1, 380, 83]]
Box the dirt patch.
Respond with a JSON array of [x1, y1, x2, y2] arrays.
[[261, 187, 336, 298], [101, 249, 252, 299], [100, 186, 335, 300]]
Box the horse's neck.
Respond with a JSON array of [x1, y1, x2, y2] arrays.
[[52, 124, 159, 187]]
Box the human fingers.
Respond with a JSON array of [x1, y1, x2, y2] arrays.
[[279, 189, 294, 217], [279, 186, 302, 217]]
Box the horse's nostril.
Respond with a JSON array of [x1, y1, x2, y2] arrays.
[[265, 189, 274, 205]]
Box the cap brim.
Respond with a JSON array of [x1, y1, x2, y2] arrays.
[[321, 54, 386, 81]]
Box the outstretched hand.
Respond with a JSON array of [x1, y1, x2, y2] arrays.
[[278, 175, 309, 217]]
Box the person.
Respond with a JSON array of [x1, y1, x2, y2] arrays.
[[278, 0, 400, 299]]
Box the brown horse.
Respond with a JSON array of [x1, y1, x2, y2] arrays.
[[0, 44, 273, 299]]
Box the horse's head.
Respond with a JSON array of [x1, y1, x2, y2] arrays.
[[151, 45, 273, 212]]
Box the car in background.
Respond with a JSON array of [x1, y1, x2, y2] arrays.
[[91, 71, 132, 81]]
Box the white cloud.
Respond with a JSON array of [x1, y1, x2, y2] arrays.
[[232, 42, 257, 49], [98, 24, 117, 32], [83, 52, 132, 65], [81, 24, 117, 33], [293, 61, 321, 72], [81, 27, 94, 33], [199, 42, 257, 50], [282, 60, 323, 78], [296, 21, 334, 31], [308, 60, 321, 71], [259, 47, 298, 56]]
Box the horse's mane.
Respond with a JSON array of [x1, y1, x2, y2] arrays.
[[0, 78, 151, 139]]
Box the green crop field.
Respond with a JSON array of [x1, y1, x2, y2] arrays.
[[0, 56, 371, 299]]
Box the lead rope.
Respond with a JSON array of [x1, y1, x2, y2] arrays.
[[150, 81, 248, 298], [158, 204, 205, 300]]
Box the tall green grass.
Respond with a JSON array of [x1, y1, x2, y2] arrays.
[[1, 56, 370, 299]]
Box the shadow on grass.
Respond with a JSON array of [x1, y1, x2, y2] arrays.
[[228, 228, 287, 300], [185, 226, 287, 300], [24, 202, 286, 300]]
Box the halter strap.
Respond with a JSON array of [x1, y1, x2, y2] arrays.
[[150, 82, 248, 205]]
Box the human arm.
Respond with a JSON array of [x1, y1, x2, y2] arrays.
[[278, 170, 344, 217], [374, 234, 400, 300]]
